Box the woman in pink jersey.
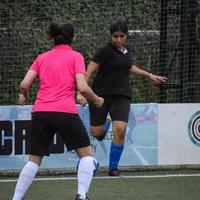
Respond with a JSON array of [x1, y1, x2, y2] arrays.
[[12, 23, 104, 200]]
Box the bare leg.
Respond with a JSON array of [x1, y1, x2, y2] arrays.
[[109, 121, 127, 176], [112, 121, 127, 145], [91, 125, 105, 138], [91, 116, 111, 140]]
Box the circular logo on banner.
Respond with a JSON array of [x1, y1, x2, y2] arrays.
[[188, 111, 200, 147]]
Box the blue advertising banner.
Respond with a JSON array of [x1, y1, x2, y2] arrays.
[[0, 104, 157, 170]]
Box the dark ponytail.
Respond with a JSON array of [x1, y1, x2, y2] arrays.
[[48, 22, 74, 45], [48, 23, 60, 39]]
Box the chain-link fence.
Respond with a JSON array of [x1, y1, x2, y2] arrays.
[[0, 0, 199, 104]]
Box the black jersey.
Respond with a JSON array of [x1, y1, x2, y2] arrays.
[[91, 42, 132, 98]]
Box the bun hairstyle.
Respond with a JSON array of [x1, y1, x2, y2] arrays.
[[48, 22, 74, 45], [109, 20, 128, 35]]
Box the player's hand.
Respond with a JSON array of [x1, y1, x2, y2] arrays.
[[94, 97, 104, 108], [149, 73, 168, 83], [77, 92, 88, 107], [18, 94, 27, 105]]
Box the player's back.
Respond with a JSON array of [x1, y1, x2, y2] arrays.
[[31, 44, 85, 114]]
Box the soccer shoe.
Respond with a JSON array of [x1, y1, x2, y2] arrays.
[[75, 194, 89, 200], [108, 169, 121, 176], [96, 118, 111, 141]]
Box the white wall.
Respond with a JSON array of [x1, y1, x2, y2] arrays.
[[158, 104, 200, 165]]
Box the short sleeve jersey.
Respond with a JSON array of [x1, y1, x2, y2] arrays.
[[30, 44, 85, 114], [92, 42, 132, 98]]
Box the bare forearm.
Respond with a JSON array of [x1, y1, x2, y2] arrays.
[[79, 86, 99, 103], [85, 71, 92, 83], [18, 87, 29, 105], [19, 70, 37, 98], [130, 65, 151, 78], [20, 87, 29, 99], [130, 65, 168, 83], [85, 61, 99, 83]]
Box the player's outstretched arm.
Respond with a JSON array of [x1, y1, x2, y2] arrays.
[[130, 65, 167, 83]]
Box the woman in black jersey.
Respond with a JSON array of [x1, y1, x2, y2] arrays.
[[77, 20, 167, 176]]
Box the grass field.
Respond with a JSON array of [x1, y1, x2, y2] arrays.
[[1, 170, 200, 200]]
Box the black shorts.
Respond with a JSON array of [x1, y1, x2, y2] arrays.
[[89, 95, 131, 126], [30, 112, 90, 156]]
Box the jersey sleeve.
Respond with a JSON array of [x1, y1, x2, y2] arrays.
[[29, 56, 40, 73], [74, 53, 86, 75], [92, 46, 107, 65]]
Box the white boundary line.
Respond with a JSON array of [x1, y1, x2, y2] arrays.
[[1, 173, 200, 183]]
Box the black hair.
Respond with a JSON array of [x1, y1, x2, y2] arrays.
[[48, 22, 74, 45], [109, 20, 128, 35]]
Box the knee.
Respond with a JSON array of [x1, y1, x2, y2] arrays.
[[91, 126, 104, 137], [113, 127, 126, 141], [29, 155, 43, 166], [77, 156, 99, 176], [76, 146, 93, 158]]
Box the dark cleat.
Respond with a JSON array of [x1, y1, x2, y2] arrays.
[[108, 169, 121, 176], [96, 133, 106, 141], [75, 194, 89, 200]]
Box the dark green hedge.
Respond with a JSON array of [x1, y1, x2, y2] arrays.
[[1, 1, 199, 104]]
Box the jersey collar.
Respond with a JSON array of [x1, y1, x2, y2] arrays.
[[53, 44, 72, 50], [108, 42, 128, 54]]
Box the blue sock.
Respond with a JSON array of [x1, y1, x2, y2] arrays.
[[109, 143, 124, 171], [103, 118, 111, 132]]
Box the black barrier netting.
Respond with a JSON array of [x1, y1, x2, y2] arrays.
[[0, 0, 200, 104]]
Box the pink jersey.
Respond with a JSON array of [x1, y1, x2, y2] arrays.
[[30, 45, 85, 114]]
